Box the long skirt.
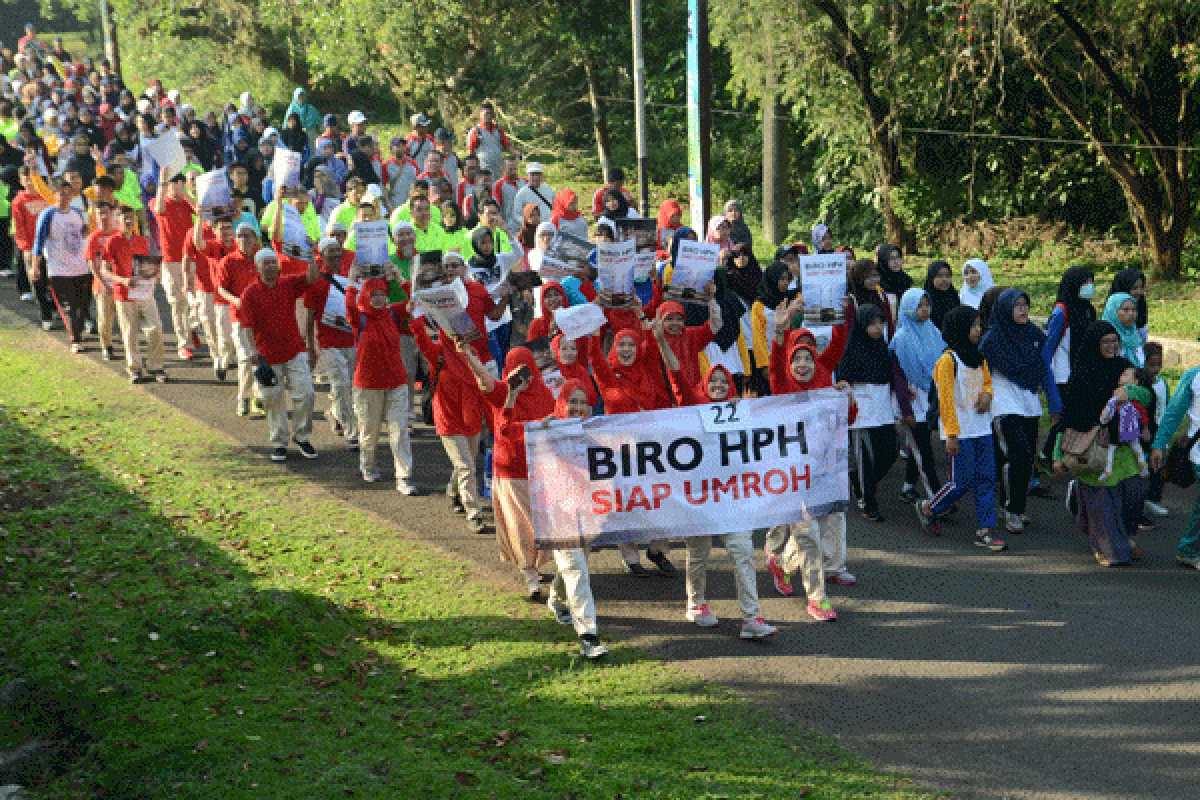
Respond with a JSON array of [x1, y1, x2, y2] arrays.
[[493, 477, 550, 571], [1075, 476, 1145, 565]]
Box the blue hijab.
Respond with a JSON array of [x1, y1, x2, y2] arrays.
[[1101, 291, 1143, 367], [889, 288, 945, 392], [979, 288, 1047, 392]]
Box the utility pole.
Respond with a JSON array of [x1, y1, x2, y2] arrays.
[[631, 0, 650, 214], [98, 0, 122, 75], [762, 29, 787, 245], [686, 0, 711, 230]]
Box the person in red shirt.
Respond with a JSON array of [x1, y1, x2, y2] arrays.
[[101, 205, 166, 383], [214, 222, 264, 416], [239, 247, 320, 462], [11, 166, 55, 325], [186, 214, 237, 382], [440, 251, 511, 371], [153, 175, 199, 360], [590, 168, 636, 218], [344, 273, 418, 492], [655, 294, 722, 392], [84, 201, 119, 360], [304, 238, 360, 448]]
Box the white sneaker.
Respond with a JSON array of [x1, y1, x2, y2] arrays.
[[20, 292, 34, 302], [1145, 500, 1169, 517], [686, 604, 719, 627], [396, 479, 419, 496], [579, 634, 608, 659], [361, 469, 381, 483], [1004, 511, 1025, 533], [740, 617, 778, 639]]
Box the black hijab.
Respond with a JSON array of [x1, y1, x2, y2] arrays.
[[756, 260, 794, 312], [280, 112, 308, 154], [724, 242, 762, 306], [1110, 268, 1148, 330], [1061, 321, 1132, 432], [837, 304, 893, 384], [603, 188, 629, 220], [469, 226, 499, 282], [188, 120, 216, 170], [1054, 266, 1096, 369], [922, 260, 960, 329], [941, 305, 983, 369], [849, 259, 881, 309], [876, 243, 911, 297]]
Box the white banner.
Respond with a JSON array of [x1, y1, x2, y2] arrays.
[[595, 239, 636, 305], [670, 240, 719, 299], [195, 169, 232, 219], [142, 132, 186, 181], [799, 253, 848, 326], [415, 277, 481, 341], [553, 303, 607, 341], [272, 146, 303, 191], [280, 204, 312, 260], [526, 389, 850, 549], [353, 219, 390, 265]]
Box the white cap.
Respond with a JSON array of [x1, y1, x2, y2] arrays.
[[410, 112, 430, 127], [391, 219, 415, 237], [254, 248, 277, 266], [262, 127, 279, 140], [347, 110, 367, 125], [236, 221, 257, 235], [318, 236, 340, 252], [136, 98, 152, 114], [167, 89, 181, 103], [525, 161, 544, 175], [364, 183, 382, 199], [325, 220, 347, 235]]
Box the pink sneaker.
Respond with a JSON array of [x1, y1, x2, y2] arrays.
[[739, 617, 778, 639], [686, 604, 718, 627], [765, 555, 794, 596], [807, 599, 837, 622], [177, 346, 194, 361]]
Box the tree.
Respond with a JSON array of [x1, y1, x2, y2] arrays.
[[992, 0, 1200, 279]]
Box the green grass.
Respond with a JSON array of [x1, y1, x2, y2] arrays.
[[0, 328, 926, 799]]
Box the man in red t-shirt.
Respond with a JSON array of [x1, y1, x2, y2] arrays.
[[12, 166, 55, 325], [84, 202, 120, 360], [240, 247, 320, 461], [102, 206, 166, 383], [304, 237, 360, 447], [186, 214, 237, 382], [153, 175, 199, 360], [214, 222, 264, 416], [439, 251, 511, 374]]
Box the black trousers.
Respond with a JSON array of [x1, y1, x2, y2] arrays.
[[903, 420, 941, 498], [1040, 383, 1069, 462], [994, 414, 1040, 515], [50, 274, 92, 343], [852, 424, 898, 514]]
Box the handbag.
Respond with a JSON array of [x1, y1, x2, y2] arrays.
[[1060, 426, 1109, 474], [1164, 428, 1200, 488]]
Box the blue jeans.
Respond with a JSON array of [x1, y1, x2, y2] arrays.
[[487, 322, 511, 370], [931, 434, 996, 531]]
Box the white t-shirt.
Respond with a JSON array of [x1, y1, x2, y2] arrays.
[[35, 207, 89, 278], [849, 382, 896, 430], [989, 371, 1042, 419], [940, 354, 992, 440]]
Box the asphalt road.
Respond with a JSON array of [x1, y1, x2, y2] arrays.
[[6, 279, 1199, 800]]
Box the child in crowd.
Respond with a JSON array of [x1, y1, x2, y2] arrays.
[[1141, 342, 1170, 517], [1098, 366, 1152, 483]]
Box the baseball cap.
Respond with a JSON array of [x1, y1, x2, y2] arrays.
[[525, 162, 544, 175], [364, 183, 383, 199], [347, 110, 366, 125], [410, 112, 430, 127], [323, 113, 337, 127], [391, 219, 414, 237], [262, 127, 279, 139], [325, 220, 347, 235]]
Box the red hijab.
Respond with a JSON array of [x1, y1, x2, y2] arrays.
[[555, 378, 593, 419], [551, 334, 597, 405], [778, 342, 832, 393], [607, 328, 660, 410], [694, 364, 736, 405], [657, 199, 683, 232], [503, 346, 556, 422], [550, 188, 581, 228]]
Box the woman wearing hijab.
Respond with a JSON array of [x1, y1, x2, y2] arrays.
[[601, 187, 635, 220], [839, 304, 914, 522], [526, 280, 566, 342], [279, 112, 310, 162], [516, 203, 541, 250], [916, 306, 1005, 551], [875, 243, 911, 322], [1041, 266, 1097, 464], [723, 199, 753, 248], [959, 258, 994, 308], [749, 260, 796, 397], [811, 223, 834, 254], [654, 323, 777, 639], [1053, 321, 1143, 566], [586, 323, 677, 576], [550, 335, 596, 405], [468, 226, 513, 368], [1110, 268, 1149, 343], [976, 285, 1006, 330], [284, 87, 322, 144], [706, 214, 732, 253], [1102, 292, 1144, 367], [848, 258, 895, 339], [981, 289, 1062, 533], [186, 119, 217, 171], [890, 288, 945, 503], [656, 198, 683, 253], [922, 260, 960, 330], [550, 189, 587, 239]]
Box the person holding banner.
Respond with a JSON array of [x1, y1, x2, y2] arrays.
[[654, 320, 777, 637], [765, 298, 854, 617], [304, 238, 360, 449], [550, 334, 597, 405], [459, 342, 555, 599], [838, 304, 915, 525]]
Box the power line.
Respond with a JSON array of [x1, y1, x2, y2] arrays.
[[597, 94, 1200, 153]]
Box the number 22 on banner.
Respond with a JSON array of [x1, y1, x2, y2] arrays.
[[700, 401, 751, 433]]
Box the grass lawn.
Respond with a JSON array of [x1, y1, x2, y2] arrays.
[[0, 326, 927, 798]]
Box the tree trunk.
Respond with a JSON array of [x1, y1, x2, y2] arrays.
[[582, 57, 612, 180], [762, 29, 788, 246]]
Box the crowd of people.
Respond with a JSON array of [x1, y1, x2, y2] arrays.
[[3, 26, 1199, 661]]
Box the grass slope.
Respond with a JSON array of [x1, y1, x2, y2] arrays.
[[0, 327, 928, 799]]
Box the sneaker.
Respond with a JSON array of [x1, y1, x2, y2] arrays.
[[579, 634, 608, 659], [686, 604, 719, 627], [547, 596, 573, 626], [827, 570, 857, 586], [739, 617, 778, 639], [151, 370, 169, 383], [1065, 479, 1078, 516], [0, 268, 14, 278], [1175, 554, 1200, 570], [396, 479, 420, 496], [623, 561, 649, 577], [214, 365, 227, 382], [467, 515, 487, 534], [270, 447, 287, 462], [1004, 511, 1026, 533], [102, 347, 114, 361], [85, 320, 97, 335], [249, 401, 266, 419], [899, 484, 919, 503], [345, 436, 359, 451], [915, 500, 942, 536], [41, 320, 55, 331], [20, 292, 34, 302], [1145, 500, 1169, 517], [449, 494, 466, 515], [524, 569, 544, 601], [191, 331, 203, 350], [71, 342, 85, 353], [646, 550, 676, 576], [765, 554, 794, 596], [1137, 517, 1156, 532], [362, 469, 381, 483], [178, 346, 194, 361], [974, 529, 1007, 552], [127, 369, 143, 384], [331, 419, 344, 437], [237, 398, 251, 417], [294, 438, 318, 459], [807, 599, 837, 622]]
